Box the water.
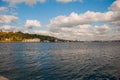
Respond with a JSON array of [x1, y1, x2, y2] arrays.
[[0, 42, 120, 80]]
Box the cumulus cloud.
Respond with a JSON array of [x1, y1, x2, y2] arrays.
[[2, 0, 46, 7], [93, 25, 111, 35], [48, 0, 120, 40], [48, 24, 112, 40], [109, 0, 120, 27], [0, 15, 18, 24], [0, 25, 21, 32], [25, 20, 41, 29], [110, 20, 120, 27], [48, 11, 114, 29], [110, 0, 120, 11], [0, 7, 8, 12], [56, 0, 82, 3], [48, 11, 114, 39]]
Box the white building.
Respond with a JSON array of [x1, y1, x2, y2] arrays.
[[22, 38, 40, 42]]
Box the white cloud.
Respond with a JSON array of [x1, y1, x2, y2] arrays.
[[110, 0, 120, 11], [47, 0, 120, 40], [0, 15, 18, 24], [48, 11, 114, 40], [48, 23, 112, 41], [0, 7, 8, 12], [25, 20, 41, 29], [56, 0, 82, 3], [93, 25, 111, 35], [48, 11, 114, 29], [2, 0, 46, 7], [109, 0, 120, 27], [0, 25, 21, 32], [2, 0, 82, 6]]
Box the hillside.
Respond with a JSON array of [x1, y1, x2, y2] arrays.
[[0, 31, 65, 42]]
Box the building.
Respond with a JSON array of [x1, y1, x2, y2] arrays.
[[22, 38, 40, 42]]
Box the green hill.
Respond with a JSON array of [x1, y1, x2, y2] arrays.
[[0, 31, 65, 42]]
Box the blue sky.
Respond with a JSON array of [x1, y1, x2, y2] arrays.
[[0, 0, 120, 41]]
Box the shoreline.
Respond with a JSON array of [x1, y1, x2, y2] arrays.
[[0, 40, 120, 43]]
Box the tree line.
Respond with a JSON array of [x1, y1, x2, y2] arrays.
[[0, 31, 65, 42]]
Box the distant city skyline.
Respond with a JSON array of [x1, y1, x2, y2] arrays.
[[0, 0, 120, 41]]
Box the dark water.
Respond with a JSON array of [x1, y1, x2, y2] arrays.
[[0, 42, 120, 80]]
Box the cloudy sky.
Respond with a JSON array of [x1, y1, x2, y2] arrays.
[[0, 0, 120, 41]]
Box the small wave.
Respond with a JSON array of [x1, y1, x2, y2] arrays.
[[82, 73, 117, 80]]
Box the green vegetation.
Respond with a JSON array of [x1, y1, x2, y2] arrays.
[[1, 31, 119, 42], [0, 31, 66, 42]]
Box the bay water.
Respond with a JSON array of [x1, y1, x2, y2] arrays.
[[0, 42, 120, 80]]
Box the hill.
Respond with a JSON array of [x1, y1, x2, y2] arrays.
[[0, 31, 66, 42]]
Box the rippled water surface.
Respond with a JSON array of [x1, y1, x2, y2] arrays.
[[0, 42, 120, 80]]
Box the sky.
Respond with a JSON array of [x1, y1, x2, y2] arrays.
[[0, 0, 120, 41]]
